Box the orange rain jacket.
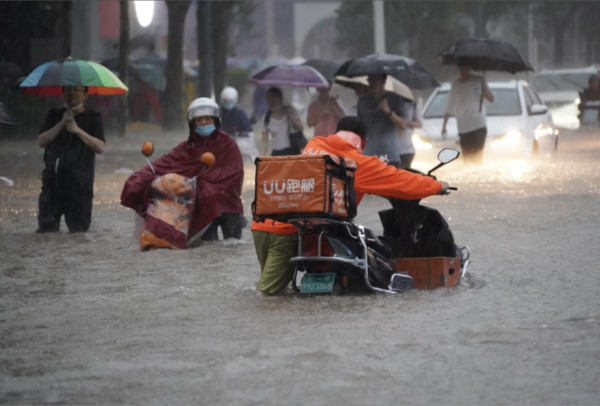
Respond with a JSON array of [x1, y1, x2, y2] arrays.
[[251, 130, 443, 235]]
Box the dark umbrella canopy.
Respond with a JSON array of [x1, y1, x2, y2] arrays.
[[248, 64, 329, 88], [334, 53, 440, 89], [302, 59, 343, 82], [438, 38, 533, 74]]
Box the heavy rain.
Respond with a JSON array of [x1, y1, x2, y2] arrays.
[[1, 1, 599, 405]]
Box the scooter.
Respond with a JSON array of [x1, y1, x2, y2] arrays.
[[135, 142, 214, 250], [287, 148, 470, 295]]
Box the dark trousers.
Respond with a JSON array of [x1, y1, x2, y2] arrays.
[[37, 176, 93, 233], [201, 212, 248, 241], [459, 127, 487, 162], [399, 153, 415, 169]]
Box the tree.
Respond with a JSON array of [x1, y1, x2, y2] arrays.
[[578, 2, 600, 63], [334, 2, 469, 80], [211, 1, 235, 99], [334, 1, 373, 58], [196, 1, 256, 100], [163, 1, 191, 131], [535, 2, 581, 66]]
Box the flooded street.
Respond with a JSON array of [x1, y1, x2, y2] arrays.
[[1, 128, 599, 405]]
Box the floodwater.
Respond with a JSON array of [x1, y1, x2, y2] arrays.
[[1, 128, 599, 405]]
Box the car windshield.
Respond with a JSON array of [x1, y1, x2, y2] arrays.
[[533, 73, 591, 92], [423, 88, 522, 118]]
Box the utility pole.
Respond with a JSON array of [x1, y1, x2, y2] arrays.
[[265, 0, 275, 60], [527, 3, 537, 77], [197, 1, 213, 97], [373, 1, 385, 53]]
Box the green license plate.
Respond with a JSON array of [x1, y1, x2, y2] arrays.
[[300, 273, 335, 293]]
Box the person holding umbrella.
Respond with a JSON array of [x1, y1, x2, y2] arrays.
[[36, 85, 105, 233], [441, 64, 494, 162], [357, 74, 407, 168]]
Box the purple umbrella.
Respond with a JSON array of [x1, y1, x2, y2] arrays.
[[248, 64, 329, 88]]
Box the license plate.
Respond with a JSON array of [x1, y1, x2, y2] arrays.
[[300, 273, 335, 293]]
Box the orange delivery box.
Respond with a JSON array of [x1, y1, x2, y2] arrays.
[[252, 154, 357, 222]]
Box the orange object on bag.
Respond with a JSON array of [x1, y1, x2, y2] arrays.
[[150, 199, 190, 233], [140, 199, 191, 251], [252, 154, 357, 222], [152, 173, 193, 198]]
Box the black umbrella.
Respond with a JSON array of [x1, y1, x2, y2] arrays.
[[302, 59, 343, 82], [438, 38, 533, 74], [334, 53, 440, 89]]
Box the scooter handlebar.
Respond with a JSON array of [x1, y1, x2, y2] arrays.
[[441, 186, 457, 195]]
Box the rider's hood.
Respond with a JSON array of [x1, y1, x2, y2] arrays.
[[334, 130, 363, 151]]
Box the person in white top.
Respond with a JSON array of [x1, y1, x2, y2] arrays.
[[260, 86, 304, 156], [441, 64, 494, 162]]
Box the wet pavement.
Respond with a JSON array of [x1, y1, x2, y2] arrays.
[[1, 127, 599, 405]]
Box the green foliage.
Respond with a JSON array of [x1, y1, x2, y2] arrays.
[[335, 2, 373, 58]]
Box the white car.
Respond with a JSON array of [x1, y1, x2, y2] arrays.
[[533, 66, 600, 129], [413, 80, 558, 158]]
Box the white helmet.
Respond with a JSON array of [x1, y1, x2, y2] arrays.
[[187, 97, 220, 122], [220, 86, 239, 104]]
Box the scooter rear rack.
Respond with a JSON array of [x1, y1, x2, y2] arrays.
[[288, 217, 406, 294]]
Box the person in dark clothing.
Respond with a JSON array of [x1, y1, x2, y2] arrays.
[[219, 86, 258, 162], [220, 86, 253, 137], [36, 85, 105, 233], [358, 74, 407, 168], [578, 74, 600, 125]]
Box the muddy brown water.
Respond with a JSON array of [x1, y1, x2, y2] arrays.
[[1, 128, 599, 405]]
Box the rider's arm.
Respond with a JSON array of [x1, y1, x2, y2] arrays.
[[441, 112, 451, 138], [38, 110, 68, 148], [354, 155, 443, 200]]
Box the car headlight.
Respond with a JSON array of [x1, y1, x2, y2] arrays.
[[534, 123, 555, 140], [412, 133, 433, 150], [491, 129, 522, 147]]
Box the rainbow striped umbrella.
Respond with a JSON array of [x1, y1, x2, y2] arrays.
[[19, 56, 128, 96]]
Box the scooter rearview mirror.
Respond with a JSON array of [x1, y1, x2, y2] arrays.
[[141, 142, 156, 173], [438, 148, 460, 164], [142, 142, 154, 157], [427, 148, 460, 176]]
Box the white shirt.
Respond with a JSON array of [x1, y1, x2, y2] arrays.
[[266, 114, 290, 150], [445, 74, 487, 134]]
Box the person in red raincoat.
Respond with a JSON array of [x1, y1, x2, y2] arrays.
[[121, 97, 246, 248]]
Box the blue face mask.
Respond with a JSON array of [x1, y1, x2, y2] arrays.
[[195, 124, 216, 137], [222, 102, 235, 111]]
